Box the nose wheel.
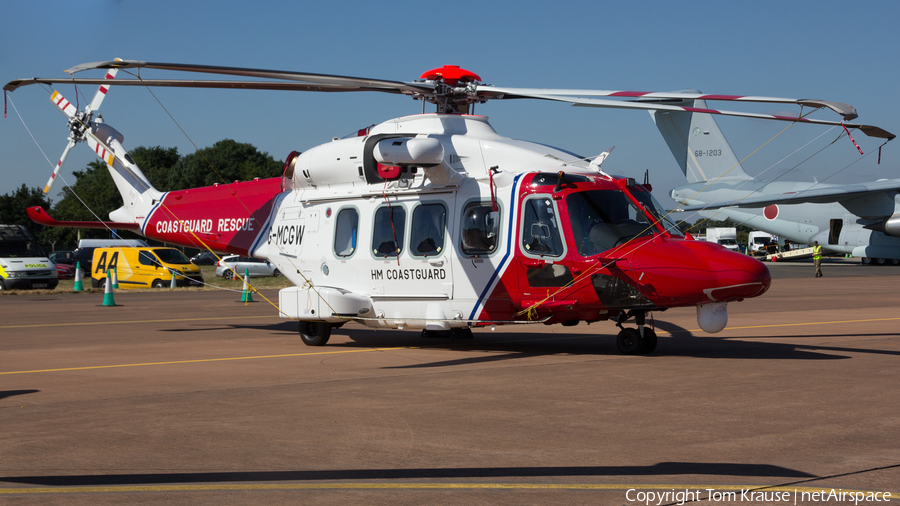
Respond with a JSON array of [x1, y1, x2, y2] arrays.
[[615, 310, 658, 355]]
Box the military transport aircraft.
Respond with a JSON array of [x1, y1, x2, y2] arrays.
[[4, 61, 891, 354], [649, 95, 897, 264]]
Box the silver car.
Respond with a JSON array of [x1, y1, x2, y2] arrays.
[[215, 255, 281, 279]]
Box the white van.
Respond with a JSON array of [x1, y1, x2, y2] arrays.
[[77, 238, 148, 248], [0, 224, 58, 290]]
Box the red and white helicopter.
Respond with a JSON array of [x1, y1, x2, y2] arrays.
[[5, 61, 890, 354]]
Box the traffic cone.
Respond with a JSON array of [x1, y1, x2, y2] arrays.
[[100, 270, 119, 306], [111, 266, 119, 289], [73, 262, 84, 292], [239, 268, 255, 303], [170, 269, 178, 288]]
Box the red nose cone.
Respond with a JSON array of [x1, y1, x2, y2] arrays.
[[627, 239, 771, 306]]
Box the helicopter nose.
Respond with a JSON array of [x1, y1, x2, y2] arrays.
[[702, 247, 771, 301], [626, 239, 770, 305]]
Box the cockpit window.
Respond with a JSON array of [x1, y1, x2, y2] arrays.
[[631, 188, 682, 237], [566, 190, 655, 256], [521, 197, 564, 257]]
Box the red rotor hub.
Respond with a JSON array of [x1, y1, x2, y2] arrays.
[[420, 65, 481, 86]]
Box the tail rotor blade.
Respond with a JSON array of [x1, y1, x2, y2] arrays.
[[50, 90, 77, 119], [44, 139, 76, 195], [85, 64, 120, 115]]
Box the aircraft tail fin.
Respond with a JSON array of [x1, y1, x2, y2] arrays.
[[650, 96, 751, 183]]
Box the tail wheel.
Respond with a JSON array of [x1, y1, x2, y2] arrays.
[[299, 321, 331, 346], [616, 328, 643, 355]]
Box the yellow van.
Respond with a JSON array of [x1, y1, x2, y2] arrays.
[[91, 247, 203, 288]]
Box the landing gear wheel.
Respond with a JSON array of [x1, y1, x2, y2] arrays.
[[639, 328, 658, 354], [151, 279, 166, 288], [616, 328, 643, 355], [451, 328, 473, 339], [299, 321, 331, 346]]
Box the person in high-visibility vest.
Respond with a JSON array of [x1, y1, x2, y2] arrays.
[[813, 241, 823, 277]]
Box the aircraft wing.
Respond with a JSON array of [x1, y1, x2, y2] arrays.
[[678, 179, 900, 210]]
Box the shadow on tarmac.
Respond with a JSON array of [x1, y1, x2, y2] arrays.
[[0, 390, 39, 400], [155, 320, 896, 362], [0, 461, 814, 486]]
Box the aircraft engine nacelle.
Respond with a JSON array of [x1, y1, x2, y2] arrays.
[[866, 213, 900, 238], [696, 302, 728, 333], [373, 137, 444, 167], [292, 138, 367, 189]]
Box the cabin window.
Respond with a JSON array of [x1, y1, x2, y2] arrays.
[[461, 203, 500, 255], [521, 197, 564, 257], [410, 204, 446, 257], [372, 206, 406, 257], [333, 208, 359, 257]]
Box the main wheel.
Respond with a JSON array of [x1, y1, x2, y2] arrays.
[[451, 328, 474, 339], [151, 279, 166, 288], [639, 328, 658, 354], [616, 328, 643, 355], [299, 321, 331, 346]]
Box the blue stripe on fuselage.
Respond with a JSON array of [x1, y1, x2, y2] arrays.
[[468, 174, 522, 320]]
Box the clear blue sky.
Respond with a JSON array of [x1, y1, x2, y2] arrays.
[[2, 0, 898, 212]]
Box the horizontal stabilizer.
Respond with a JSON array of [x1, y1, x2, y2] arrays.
[[27, 206, 140, 230]]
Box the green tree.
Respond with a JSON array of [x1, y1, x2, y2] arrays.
[[166, 139, 282, 190], [0, 184, 52, 238], [129, 145, 181, 190]]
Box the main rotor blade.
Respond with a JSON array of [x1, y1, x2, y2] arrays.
[[5, 78, 412, 93], [63, 60, 434, 95], [478, 86, 860, 121], [494, 92, 894, 139]]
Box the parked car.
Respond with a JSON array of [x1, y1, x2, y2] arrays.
[[215, 255, 280, 279], [55, 262, 76, 280], [190, 251, 219, 265], [49, 250, 75, 265]]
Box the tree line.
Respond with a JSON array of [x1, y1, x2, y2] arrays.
[[0, 139, 283, 251]]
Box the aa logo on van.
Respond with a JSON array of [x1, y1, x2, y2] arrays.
[[94, 251, 120, 274]]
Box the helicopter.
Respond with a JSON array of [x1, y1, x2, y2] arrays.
[[5, 61, 892, 354]]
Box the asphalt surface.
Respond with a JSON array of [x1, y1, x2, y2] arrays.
[[1, 261, 898, 504]]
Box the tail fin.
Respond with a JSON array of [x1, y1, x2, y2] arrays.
[[650, 96, 751, 183]]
